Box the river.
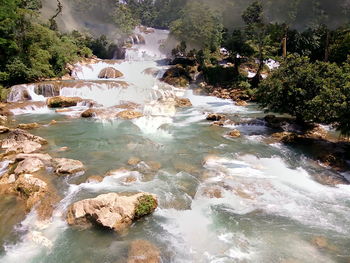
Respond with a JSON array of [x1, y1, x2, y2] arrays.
[[0, 28, 350, 263]]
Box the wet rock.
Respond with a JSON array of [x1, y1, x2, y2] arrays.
[[0, 125, 10, 133], [49, 120, 57, 125], [86, 176, 104, 183], [106, 167, 129, 174], [236, 100, 248, 106], [15, 153, 52, 165], [4, 141, 42, 154], [143, 67, 159, 77], [66, 192, 158, 233], [116, 110, 143, 120], [1, 129, 47, 154], [264, 115, 291, 129], [271, 132, 298, 143], [1, 129, 47, 146], [81, 109, 97, 118], [161, 65, 191, 87], [228, 129, 241, 138], [139, 26, 155, 34], [304, 125, 328, 140], [311, 236, 339, 252], [127, 240, 161, 263], [201, 186, 223, 199], [0, 115, 7, 124], [312, 173, 349, 186], [47, 96, 82, 108], [121, 175, 138, 184], [146, 161, 161, 171], [206, 114, 226, 122], [57, 146, 69, 152], [98, 67, 124, 79], [128, 157, 141, 166], [18, 122, 40, 130], [53, 158, 85, 175], [13, 174, 55, 218], [15, 158, 44, 175], [175, 98, 192, 108]]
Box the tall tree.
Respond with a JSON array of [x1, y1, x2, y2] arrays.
[[242, 1, 266, 86]]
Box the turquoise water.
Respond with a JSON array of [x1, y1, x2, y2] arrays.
[[1, 28, 350, 263]]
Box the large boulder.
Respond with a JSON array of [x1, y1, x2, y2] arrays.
[[161, 65, 191, 87], [14, 174, 57, 219], [116, 110, 143, 120], [15, 153, 52, 165], [14, 158, 44, 175], [53, 158, 85, 175], [81, 109, 97, 118], [47, 96, 82, 108], [1, 129, 47, 154], [66, 192, 158, 233], [98, 67, 123, 79], [127, 240, 161, 263]]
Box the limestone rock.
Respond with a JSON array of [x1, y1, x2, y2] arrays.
[[5, 141, 42, 154], [1, 129, 47, 154], [128, 157, 141, 166], [53, 158, 85, 175], [175, 98, 192, 108], [1, 129, 47, 147], [98, 67, 123, 79], [66, 192, 158, 233], [127, 240, 161, 263], [15, 158, 44, 175], [0, 125, 10, 133], [81, 109, 97, 118], [47, 96, 82, 108], [18, 123, 40, 130], [271, 132, 298, 143], [117, 110, 143, 120], [236, 100, 248, 106], [228, 129, 241, 138], [86, 176, 104, 183], [15, 153, 52, 165], [0, 115, 7, 124], [206, 114, 226, 122]]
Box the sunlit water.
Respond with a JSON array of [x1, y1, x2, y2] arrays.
[[1, 29, 350, 263]]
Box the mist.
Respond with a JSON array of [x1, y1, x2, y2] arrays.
[[40, 0, 350, 40], [40, 0, 122, 40]]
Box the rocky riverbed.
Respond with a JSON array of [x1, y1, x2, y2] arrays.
[[0, 28, 349, 263]]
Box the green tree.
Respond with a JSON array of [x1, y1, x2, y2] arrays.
[[170, 1, 223, 51], [242, 1, 267, 86], [256, 54, 350, 135]]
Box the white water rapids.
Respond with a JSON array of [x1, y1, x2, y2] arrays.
[[1, 28, 350, 263]]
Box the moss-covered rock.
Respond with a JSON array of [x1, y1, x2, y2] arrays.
[[135, 194, 158, 219]]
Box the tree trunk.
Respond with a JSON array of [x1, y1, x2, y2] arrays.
[[282, 36, 287, 58], [324, 30, 330, 62]]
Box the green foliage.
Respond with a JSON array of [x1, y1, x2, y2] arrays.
[[135, 195, 157, 218], [0, 0, 93, 86], [203, 66, 240, 85], [170, 1, 223, 51], [113, 3, 139, 34], [256, 54, 350, 135]]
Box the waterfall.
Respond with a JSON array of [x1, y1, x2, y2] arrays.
[[6, 28, 179, 122]]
